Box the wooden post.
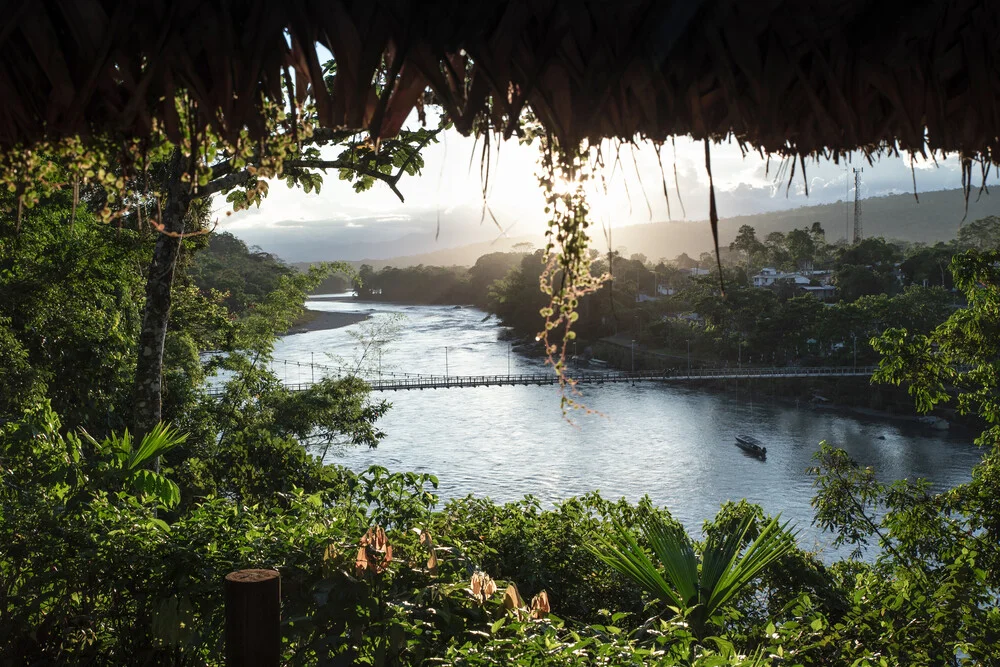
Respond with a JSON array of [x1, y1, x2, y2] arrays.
[[225, 569, 281, 666]]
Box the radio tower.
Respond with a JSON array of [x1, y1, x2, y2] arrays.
[[852, 167, 863, 243], [844, 165, 850, 242]]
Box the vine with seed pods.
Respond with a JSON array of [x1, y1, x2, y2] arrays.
[[536, 133, 609, 415]]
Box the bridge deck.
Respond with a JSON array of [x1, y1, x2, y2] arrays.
[[363, 366, 876, 391], [208, 366, 876, 395]]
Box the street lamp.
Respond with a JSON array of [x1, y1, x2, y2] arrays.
[[631, 339, 635, 373], [445, 346, 449, 378], [850, 332, 857, 371], [687, 339, 691, 376]]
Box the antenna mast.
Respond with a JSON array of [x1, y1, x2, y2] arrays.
[[845, 165, 850, 243], [853, 167, 863, 243]]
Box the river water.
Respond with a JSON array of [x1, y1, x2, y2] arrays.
[[273, 296, 982, 554]]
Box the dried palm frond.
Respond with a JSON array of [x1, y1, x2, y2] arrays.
[[3, 0, 1000, 172]]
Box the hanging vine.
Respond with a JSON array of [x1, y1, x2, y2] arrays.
[[535, 132, 610, 415]]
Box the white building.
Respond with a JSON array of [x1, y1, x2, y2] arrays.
[[799, 285, 837, 300], [636, 284, 678, 302], [752, 268, 811, 288]]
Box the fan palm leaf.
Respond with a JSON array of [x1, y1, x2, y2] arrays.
[[589, 513, 797, 639]]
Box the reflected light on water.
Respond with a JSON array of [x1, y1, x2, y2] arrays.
[[275, 296, 981, 558]]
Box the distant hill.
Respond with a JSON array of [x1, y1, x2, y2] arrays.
[[608, 188, 1000, 262], [291, 236, 542, 273], [231, 204, 540, 265], [291, 188, 999, 269]]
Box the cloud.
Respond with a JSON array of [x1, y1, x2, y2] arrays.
[[216, 129, 1000, 262], [233, 204, 533, 263]]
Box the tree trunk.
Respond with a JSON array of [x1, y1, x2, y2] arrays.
[[133, 151, 192, 436]]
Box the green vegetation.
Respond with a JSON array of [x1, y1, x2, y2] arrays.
[[3, 135, 1000, 667], [3, 179, 1000, 665], [482, 218, 1000, 375], [589, 513, 797, 641], [186, 232, 295, 316], [0, 189, 144, 428], [353, 251, 525, 307]]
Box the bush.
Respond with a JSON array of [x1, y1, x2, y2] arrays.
[[431, 493, 682, 626]]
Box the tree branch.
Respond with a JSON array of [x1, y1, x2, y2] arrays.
[[203, 129, 442, 203], [306, 127, 355, 146], [284, 159, 406, 202], [200, 158, 405, 202], [208, 157, 238, 182], [387, 130, 440, 187], [198, 168, 254, 198]]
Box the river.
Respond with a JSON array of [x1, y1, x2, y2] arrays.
[[273, 296, 982, 555]]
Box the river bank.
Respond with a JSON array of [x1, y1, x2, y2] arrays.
[[285, 308, 369, 334], [582, 336, 984, 432], [283, 299, 976, 435]]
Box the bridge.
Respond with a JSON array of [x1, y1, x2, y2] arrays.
[[209, 363, 878, 395], [359, 365, 876, 391]]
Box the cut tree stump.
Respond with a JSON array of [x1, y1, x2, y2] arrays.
[[224, 569, 281, 666]]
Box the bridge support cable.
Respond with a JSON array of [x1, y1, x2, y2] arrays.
[[205, 366, 879, 397]]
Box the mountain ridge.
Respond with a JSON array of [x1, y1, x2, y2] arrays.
[[288, 188, 1000, 269]]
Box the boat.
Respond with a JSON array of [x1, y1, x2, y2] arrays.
[[735, 379, 766, 459], [735, 434, 767, 459], [917, 415, 949, 431]]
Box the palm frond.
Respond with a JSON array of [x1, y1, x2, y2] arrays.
[[705, 516, 798, 615], [131, 469, 182, 509], [129, 423, 188, 470], [642, 514, 699, 605], [700, 517, 754, 602], [587, 521, 683, 608], [589, 511, 798, 640]]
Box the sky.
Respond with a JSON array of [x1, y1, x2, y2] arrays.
[[217, 126, 997, 262]]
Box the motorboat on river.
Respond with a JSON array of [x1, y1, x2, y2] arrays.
[[735, 434, 767, 459]]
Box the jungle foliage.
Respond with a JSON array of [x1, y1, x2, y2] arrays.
[[2, 185, 1000, 665], [186, 232, 295, 316], [485, 220, 1000, 373], [353, 252, 525, 308]]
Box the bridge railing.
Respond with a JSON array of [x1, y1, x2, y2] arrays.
[[206, 365, 879, 395], [363, 365, 878, 389], [662, 365, 878, 378]]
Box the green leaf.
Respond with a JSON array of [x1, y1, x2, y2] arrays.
[[129, 423, 188, 470], [131, 469, 181, 508]]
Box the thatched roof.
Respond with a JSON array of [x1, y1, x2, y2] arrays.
[[3, 1, 1000, 159]]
